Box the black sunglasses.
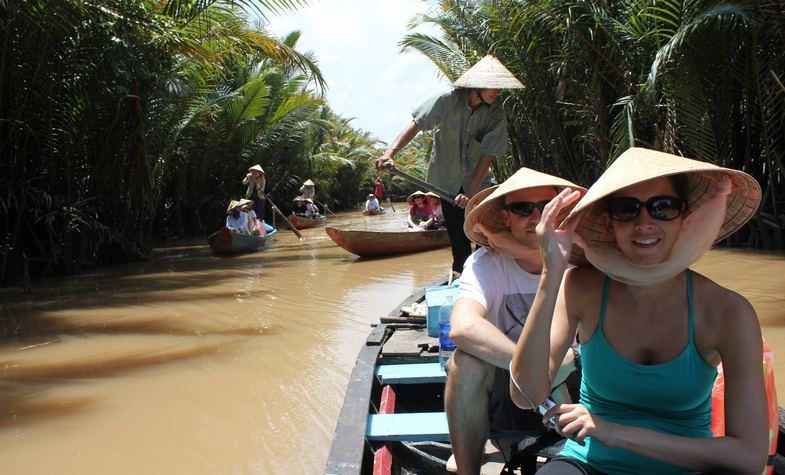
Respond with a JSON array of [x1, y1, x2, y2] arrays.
[[502, 200, 550, 217], [607, 196, 687, 221]]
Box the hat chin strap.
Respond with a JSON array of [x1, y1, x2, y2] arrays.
[[581, 178, 731, 286], [474, 89, 491, 106]]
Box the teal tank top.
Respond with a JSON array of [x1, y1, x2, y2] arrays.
[[560, 270, 718, 474]]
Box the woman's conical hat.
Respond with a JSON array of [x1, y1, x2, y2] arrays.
[[564, 147, 761, 248]]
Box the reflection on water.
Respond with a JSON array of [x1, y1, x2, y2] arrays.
[[0, 208, 783, 474]]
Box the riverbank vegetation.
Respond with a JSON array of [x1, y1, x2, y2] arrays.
[[1, 0, 783, 285]]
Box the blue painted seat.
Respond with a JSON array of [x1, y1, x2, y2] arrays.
[[366, 412, 450, 442], [375, 363, 446, 385]]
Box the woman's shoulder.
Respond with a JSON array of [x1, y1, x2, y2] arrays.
[[690, 270, 755, 313]]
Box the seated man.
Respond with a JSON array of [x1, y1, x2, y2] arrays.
[[445, 168, 585, 473], [225, 199, 250, 235], [365, 193, 384, 212]]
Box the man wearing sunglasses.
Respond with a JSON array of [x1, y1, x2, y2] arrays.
[[375, 55, 524, 275], [442, 169, 586, 474]]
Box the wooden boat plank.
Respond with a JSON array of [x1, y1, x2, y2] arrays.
[[375, 363, 446, 385], [366, 412, 450, 442], [380, 327, 435, 358]]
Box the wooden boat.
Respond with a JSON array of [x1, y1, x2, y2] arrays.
[[324, 279, 568, 474], [288, 212, 326, 229], [207, 227, 277, 255], [325, 227, 449, 257], [362, 208, 386, 216], [325, 280, 785, 475]]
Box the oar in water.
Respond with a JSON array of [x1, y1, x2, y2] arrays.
[[382, 164, 456, 203], [315, 198, 336, 216], [386, 198, 396, 212], [265, 194, 303, 240]]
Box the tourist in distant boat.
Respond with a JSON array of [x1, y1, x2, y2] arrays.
[[365, 193, 384, 213], [225, 200, 250, 235], [299, 179, 316, 201], [374, 178, 386, 201], [303, 199, 320, 219], [511, 148, 767, 474], [444, 169, 586, 474], [406, 191, 435, 231], [240, 199, 265, 236], [243, 164, 266, 222], [376, 55, 524, 275], [425, 192, 445, 229]]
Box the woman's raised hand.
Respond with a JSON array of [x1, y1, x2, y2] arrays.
[[536, 187, 582, 270]]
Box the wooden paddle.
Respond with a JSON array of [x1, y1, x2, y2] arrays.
[[264, 194, 303, 240], [386, 198, 396, 212], [382, 164, 456, 203], [315, 198, 336, 216]]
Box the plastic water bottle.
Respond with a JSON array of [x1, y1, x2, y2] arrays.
[[438, 295, 456, 370]]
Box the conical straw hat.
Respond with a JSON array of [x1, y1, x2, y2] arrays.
[[248, 164, 265, 174], [453, 55, 524, 89], [303, 179, 315, 186], [407, 191, 428, 205], [464, 168, 586, 247], [226, 199, 242, 214], [564, 147, 761, 248]]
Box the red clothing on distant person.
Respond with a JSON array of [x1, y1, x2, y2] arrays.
[[374, 180, 385, 200]]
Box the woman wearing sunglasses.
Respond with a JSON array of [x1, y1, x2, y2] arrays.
[[510, 148, 767, 474]]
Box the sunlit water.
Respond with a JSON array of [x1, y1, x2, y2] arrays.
[[0, 207, 783, 474]]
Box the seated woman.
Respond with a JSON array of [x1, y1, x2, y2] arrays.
[[303, 199, 320, 219], [240, 199, 265, 236], [406, 191, 436, 231], [510, 148, 767, 474], [426, 192, 445, 228], [225, 199, 250, 235]]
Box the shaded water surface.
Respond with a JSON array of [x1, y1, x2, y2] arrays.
[[0, 208, 783, 474]]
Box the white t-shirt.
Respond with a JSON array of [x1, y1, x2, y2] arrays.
[[458, 247, 541, 342]]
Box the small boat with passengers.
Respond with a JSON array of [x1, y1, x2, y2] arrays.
[[288, 212, 326, 230], [207, 227, 277, 255], [363, 208, 386, 216], [325, 227, 449, 258], [325, 279, 785, 474]]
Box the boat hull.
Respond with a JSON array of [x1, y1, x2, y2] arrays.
[[207, 227, 277, 255], [288, 213, 326, 229], [325, 227, 449, 257], [362, 209, 386, 216]]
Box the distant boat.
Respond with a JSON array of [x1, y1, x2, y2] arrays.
[[207, 227, 277, 255], [325, 227, 449, 257], [362, 208, 386, 216], [288, 212, 326, 230]]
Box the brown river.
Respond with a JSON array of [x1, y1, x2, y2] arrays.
[[1, 208, 784, 474]]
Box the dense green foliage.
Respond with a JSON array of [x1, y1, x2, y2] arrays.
[[0, 0, 385, 284], [1, 0, 783, 286], [404, 0, 784, 248]]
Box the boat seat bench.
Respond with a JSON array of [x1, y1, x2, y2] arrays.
[[374, 362, 446, 385], [367, 412, 449, 442]]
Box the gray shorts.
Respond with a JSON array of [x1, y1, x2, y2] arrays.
[[488, 367, 581, 434]]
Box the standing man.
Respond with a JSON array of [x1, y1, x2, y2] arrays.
[[243, 164, 266, 222], [445, 168, 585, 473], [376, 55, 523, 275]]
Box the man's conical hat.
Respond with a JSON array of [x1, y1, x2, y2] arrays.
[[453, 55, 524, 89]]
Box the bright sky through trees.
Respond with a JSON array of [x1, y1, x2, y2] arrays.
[[269, 0, 451, 143]]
